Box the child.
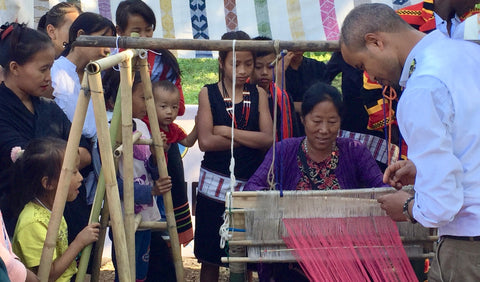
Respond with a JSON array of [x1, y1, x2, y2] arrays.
[[152, 80, 198, 150], [250, 36, 299, 140], [37, 2, 82, 58], [195, 31, 273, 281], [149, 80, 197, 281], [103, 70, 172, 281], [115, 0, 185, 116], [11, 138, 99, 282]]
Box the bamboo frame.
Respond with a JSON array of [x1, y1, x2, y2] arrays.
[[114, 131, 143, 158], [120, 55, 136, 281], [77, 82, 124, 282], [74, 35, 340, 52], [139, 57, 185, 281], [88, 70, 132, 281], [37, 75, 91, 282]]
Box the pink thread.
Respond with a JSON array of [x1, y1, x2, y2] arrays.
[[283, 216, 417, 281]]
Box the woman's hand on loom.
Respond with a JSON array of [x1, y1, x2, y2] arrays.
[[152, 176, 172, 196], [377, 190, 411, 222], [383, 160, 416, 189]]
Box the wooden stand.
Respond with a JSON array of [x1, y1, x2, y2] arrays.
[[221, 189, 437, 279]]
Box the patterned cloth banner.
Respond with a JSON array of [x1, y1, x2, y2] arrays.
[[0, 0, 423, 57]]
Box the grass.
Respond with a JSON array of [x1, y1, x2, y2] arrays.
[[178, 52, 340, 104]]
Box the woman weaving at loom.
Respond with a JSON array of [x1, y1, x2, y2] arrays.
[[244, 82, 387, 281]]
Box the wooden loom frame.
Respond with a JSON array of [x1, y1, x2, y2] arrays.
[[36, 49, 184, 282], [222, 189, 437, 281]]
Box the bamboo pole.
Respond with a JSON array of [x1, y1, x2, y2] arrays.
[[139, 58, 185, 281], [37, 75, 90, 282], [110, 220, 168, 231], [134, 213, 143, 231], [120, 55, 136, 282], [88, 190, 109, 281], [77, 78, 127, 281], [114, 131, 143, 158], [88, 71, 131, 281], [75, 35, 340, 52], [85, 49, 143, 73], [138, 221, 168, 230]]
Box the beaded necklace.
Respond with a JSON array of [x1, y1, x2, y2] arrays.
[[221, 79, 251, 129]]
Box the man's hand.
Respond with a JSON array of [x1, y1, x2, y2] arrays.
[[377, 190, 411, 221], [383, 159, 417, 189]]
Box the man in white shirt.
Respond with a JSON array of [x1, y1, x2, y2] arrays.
[[340, 3, 480, 281]]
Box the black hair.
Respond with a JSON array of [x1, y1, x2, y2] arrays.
[[115, 0, 181, 80], [219, 31, 254, 81], [37, 2, 82, 32], [301, 82, 344, 118], [152, 79, 179, 99], [103, 69, 143, 111], [0, 23, 53, 74], [253, 36, 273, 58], [62, 12, 116, 56], [115, 0, 156, 32], [9, 137, 67, 220]]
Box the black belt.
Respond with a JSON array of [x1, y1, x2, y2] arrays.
[[442, 235, 480, 241]]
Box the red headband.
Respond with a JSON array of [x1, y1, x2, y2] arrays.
[[0, 25, 14, 40]]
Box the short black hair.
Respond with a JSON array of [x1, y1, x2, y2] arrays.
[[116, 0, 156, 32], [253, 36, 274, 58], [301, 82, 343, 118]]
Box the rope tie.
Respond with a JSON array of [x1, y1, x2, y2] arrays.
[[382, 86, 398, 165], [220, 39, 237, 250]]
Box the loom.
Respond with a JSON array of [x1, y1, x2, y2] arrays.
[[221, 187, 437, 281]]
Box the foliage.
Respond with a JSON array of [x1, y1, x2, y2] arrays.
[[178, 52, 341, 104]]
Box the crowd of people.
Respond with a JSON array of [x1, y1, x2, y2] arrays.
[[0, 0, 479, 281]]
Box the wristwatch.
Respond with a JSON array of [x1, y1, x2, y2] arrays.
[[403, 196, 417, 224]]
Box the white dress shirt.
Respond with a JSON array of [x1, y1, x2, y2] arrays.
[[51, 56, 97, 140], [398, 30, 480, 236]]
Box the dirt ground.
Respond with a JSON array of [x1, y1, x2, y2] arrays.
[[98, 257, 237, 281]]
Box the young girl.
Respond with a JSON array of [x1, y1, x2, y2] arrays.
[[11, 138, 99, 282], [37, 2, 82, 58], [51, 12, 115, 142], [0, 23, 91, 236], [195, 31, 273, 281]]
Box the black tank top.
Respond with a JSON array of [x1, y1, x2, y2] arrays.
[[201, 83, 265, 180]]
